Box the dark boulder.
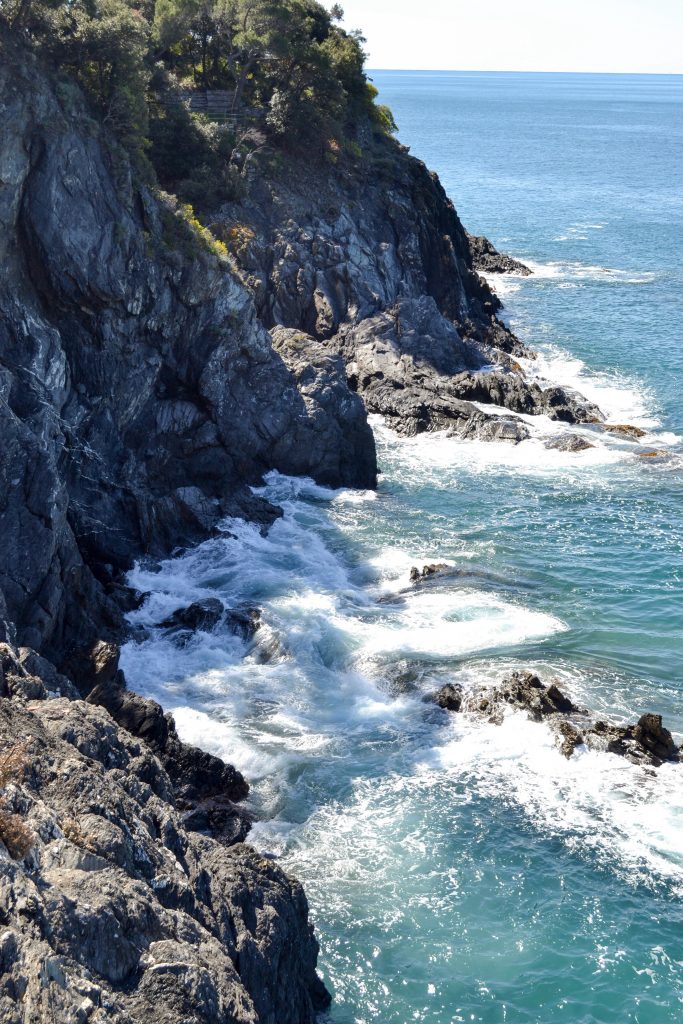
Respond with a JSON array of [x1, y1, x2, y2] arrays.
[[467, 233, 532, 276], [159, 598, 225, 634], [225, 606, 262, 643], [588, 713, 679, 767], [433, 683, 463, 712], [158, 600, 261, 645]]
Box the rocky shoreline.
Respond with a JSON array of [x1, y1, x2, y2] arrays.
[[0, 645, 330, 1023], [1, 23, 677, 1024]]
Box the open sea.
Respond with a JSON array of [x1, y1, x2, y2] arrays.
[[122, 72, 683, 1022]]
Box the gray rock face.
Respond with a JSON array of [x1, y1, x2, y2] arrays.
[[271, 326, 377, 487], [466, 233, 532, 276], [220, 147, 504, 342], [220, 163, 603, 443], [0, 687, 329, 1023], [0, 30, 375, 670]]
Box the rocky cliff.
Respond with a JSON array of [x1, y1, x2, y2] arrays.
[[0, 645, 329, 1023], [0, 23, 609, 1024], [0, 28, 375, 672], [214, 142, 602, 440]]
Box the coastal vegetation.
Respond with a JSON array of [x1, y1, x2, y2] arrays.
[[0, 0, 397, 207]]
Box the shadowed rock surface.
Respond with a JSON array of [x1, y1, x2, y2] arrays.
[[0, 656, 330, 1023], [466, 233, 533, 276], [0, 29, 375, 674]]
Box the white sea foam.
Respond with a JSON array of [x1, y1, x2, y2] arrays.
[[433, 710, 683, 889], [522, 260, 658, 286], [372, 417, 628, 482], [120, 462, 683, 901], [517, 346, 667, 436], [552, 221, 607, 242]]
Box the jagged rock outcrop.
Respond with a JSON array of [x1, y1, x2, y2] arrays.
[[218, 146, 504, 342], [218, 148, 603, 443], [0, 28, 375, 672], [432, 670, 681, 769], [466, 233, 532, 276], [0, 671, 330, 1023]]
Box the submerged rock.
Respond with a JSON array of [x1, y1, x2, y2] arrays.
[[603, 423, 647, 440], [407, 563, 521, 593], [410, 563, 449, 581], [158, 600, 262, 646], [225, 606, 262, 643], [159, 598, 225, 633], [452, 413, 530, 444], [545, 433, 595, 452]]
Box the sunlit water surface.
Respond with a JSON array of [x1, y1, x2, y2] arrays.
[[122, 72, 683, 1022]]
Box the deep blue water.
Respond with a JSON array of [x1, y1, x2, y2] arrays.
[[123, 72, 683, 1023]]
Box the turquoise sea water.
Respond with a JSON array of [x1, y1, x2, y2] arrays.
[[122, 73, 683, 1022]]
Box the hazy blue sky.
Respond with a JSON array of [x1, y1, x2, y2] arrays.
[[329, 0, 683, 74]]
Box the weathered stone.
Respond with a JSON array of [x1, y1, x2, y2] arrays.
[[467, 233, 533, 276], [0, 695, 329, 1023], [545, 433, 595, 452], [603, 423, 647, 439], [433, 684, 463, 712], [587, 713, 679, 767]]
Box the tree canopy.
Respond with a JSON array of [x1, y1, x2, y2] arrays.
[[1, 0, 397, 205]]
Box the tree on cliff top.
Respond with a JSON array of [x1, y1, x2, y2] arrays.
[[0, 0, 396, 200]]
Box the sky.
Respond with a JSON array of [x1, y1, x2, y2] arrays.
[[328, 0, 683, 74]]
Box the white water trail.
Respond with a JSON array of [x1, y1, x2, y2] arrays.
[[121, 468, 683, 895]]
